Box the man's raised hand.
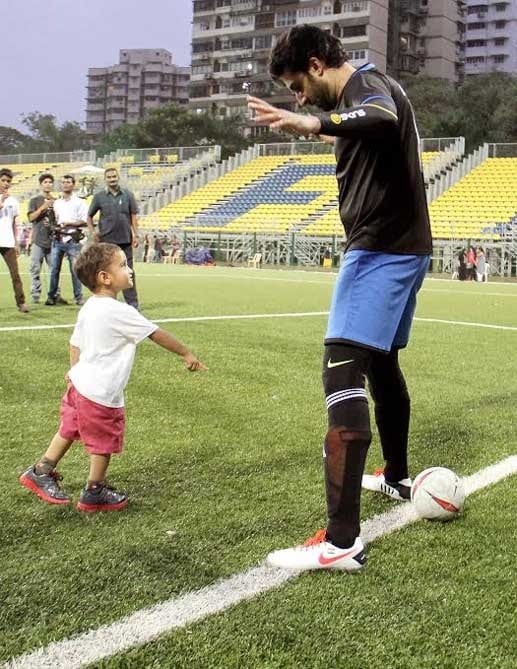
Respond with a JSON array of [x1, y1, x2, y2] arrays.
[[247, 96, 321, 138]]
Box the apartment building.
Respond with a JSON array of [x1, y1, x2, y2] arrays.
[[464, 0, 517, 74], [190, 0, 467, 130], [190, 0, 388, 130], [86, 49, 190, 136], [389, 0, 466, 81]]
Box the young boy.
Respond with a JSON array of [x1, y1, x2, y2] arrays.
[[19, 242, 207, 511], [0, 168, 29, 312]]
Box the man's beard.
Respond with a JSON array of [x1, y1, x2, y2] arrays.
[[311, 85, 336, 112]]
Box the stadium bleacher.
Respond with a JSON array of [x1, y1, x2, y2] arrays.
[[429, 157, 517, 240], [142, 151, 441, 235], [7, 146, 517, 243]]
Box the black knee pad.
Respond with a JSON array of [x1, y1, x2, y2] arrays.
[[323, 344, 372, 429]]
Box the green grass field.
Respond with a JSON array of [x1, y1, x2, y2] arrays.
[[1, 258, 516, 668]]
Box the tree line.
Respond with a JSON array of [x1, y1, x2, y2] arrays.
[[1, 73, 516, 158]]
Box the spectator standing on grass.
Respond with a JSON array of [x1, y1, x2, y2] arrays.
[[466, 246, 476, 281], [248, 25, 432, 572], [28, 173, 65, 304], [0, 168, 29, 313], [153, 235, 163, 263], [476, 246, 486, 282], [143, 234, 150, 262], [87, 168, 140, 309], [19, 243, 207, 512], [457, 248, 467, 281], [46, 175, 87, 306]]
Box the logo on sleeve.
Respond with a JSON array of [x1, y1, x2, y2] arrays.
[[330, 113, 342, 125], [340, 109, 366, 121]]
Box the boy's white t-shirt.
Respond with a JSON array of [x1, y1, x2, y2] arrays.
[[0, 196, 20, 247], [68, 296, 158, 407]]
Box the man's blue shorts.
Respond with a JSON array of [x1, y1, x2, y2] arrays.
[[325, 250, 430, 352]]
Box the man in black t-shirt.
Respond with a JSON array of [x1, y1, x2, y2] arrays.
[[87, 168, 139, 309], [27, 173, 64, 304], [248, 25, 432, 572]]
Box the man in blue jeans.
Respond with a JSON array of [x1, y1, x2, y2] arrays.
[[28, 173, 65, 304], [46, 175, 87, 306]]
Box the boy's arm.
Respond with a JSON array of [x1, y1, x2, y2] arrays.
[[65, 345, 80, 382], [148, 328, 207, 371], [70, 345, 80, 367]]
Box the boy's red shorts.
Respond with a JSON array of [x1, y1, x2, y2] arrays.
[[59, 384, 125, 455]]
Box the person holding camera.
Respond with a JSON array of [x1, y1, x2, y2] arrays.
[[28, 173, 66, 304], [45, 174, 87, 306]]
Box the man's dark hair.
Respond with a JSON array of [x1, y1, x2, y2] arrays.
[[104, 167, 118, 177], [75, 242, 120, 292], [0, 168, 14, 180], [270, 25, 348, 79], [39, 172, 54, 184], [62, 174, 76, 184]]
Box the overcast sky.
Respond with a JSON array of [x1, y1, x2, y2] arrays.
[[4, 0, 193, 130]]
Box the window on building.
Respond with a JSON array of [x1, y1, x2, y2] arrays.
[[276, 10, 297, 27], [494, 37, 506, 46], [492, 54, 507, 63], [193, 41, 213, 53], [341, 24, 366, 37], [465, 56, 485, 63], [494, 3, 507, 11], [466, 39, 486, 47], [468, 22, 486, 29], [349, 49, 367, 61], [467, 5, 488, 14], [192, 64, 212, 75], [494, 20, 506, 29], [298, 6, 322, 17], [193, 0, 214, 11], [255, 35, 272, 50]]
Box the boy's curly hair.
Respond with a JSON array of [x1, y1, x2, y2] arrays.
[[75, 242, 120, 292]]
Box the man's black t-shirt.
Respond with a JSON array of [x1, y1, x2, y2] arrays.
[[27, 195, 55, 249], [318, 64, 432, 255]]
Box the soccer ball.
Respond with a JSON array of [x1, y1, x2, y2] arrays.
[[411, 467, 465, 521]]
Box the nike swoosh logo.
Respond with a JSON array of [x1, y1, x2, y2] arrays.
[[327, 359, 354, 368], [318, 548, 358, 566], [428, 493, 459, 513]]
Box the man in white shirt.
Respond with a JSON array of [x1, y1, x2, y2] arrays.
[[0, 168, 29, 312], [45, 174, 87, 306]]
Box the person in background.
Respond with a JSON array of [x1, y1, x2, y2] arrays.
[[46, 175, 87, 306], [0, 168, 29, 312], [466, 246, 476, 281], [28, 173, 65, 304], [475, 246, 486, 282], [143, 234, 150, 263], [87, 168, 140, 309], [457, 248, 467, 281]]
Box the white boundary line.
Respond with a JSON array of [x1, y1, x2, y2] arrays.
[[0, 312, 328, 333], [2, 311, 517, 335], [5, 455, 517, 669]]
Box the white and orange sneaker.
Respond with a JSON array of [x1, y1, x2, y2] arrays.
[[266, 529, 366, 572], [362, 468, 412, 501]]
